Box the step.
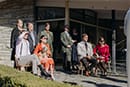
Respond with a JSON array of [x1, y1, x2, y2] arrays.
[[0, 54, 11, 60], [0, 27, 13, 31], [0, 30, 11, 33], [0, 46, 11, 50], [0, 50, 11, 54], [0, 60, 14, 67]]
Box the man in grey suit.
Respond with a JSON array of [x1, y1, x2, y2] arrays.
[[77, 33, 97, 76], [61, 25, 74, 72]]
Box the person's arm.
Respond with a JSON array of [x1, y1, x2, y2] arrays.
[[34, 43, 41, 56], [51, 32, 54, 43], [77, 43, 85, 58], [89, 43, 94, 57], [10, 29, 15, 48], [60, 33, 68, 47], [105, 45, 110, 58], [46, 44, 52, 57]]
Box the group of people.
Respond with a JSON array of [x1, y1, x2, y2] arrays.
[[10, 19, 110, 80], [60, 25, 110, 76], [10, 19, 55, 80]]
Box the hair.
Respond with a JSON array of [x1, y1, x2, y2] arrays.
[[16, 19, 22, 24], [39, 35, 45, 43], [45, 22, 50, 27], [26, 22, 33, 27], [98, 36, 106, 44], [64, 25, 69, 30], [82, 33, 88, 38]]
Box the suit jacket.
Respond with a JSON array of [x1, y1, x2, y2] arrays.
[[28, 31, 38, 53], [77, 41, 93, 60], [40, 30, 53, 53], [10, 27, 22, 48], [60, 31, 73, 53]]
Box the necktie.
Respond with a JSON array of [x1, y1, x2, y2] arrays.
[[84, 42, 88, 55]]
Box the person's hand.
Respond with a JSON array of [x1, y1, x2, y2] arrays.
[[96, 53, 99, 57], [72, 40, 77, 43], [67, 45, 71, 48], [100, 56, 105, 59], [86, 55, 91, 59]]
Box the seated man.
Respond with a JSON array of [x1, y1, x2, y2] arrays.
[[77, 33, 97, 76]]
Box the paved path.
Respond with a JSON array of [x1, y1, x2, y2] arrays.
[[54, 69, 127, 87]]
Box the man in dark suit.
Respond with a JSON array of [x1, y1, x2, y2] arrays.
[[10, 19, 24, 61], [27, 22, 38, 54]]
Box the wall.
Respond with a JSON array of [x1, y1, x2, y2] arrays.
[[0, 0, 34, 27]]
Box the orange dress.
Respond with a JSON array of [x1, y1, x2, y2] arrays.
[[34, 43, 54, 70]]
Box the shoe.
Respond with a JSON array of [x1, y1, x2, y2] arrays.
[[85, 71, 90, 76], [51, 76, 55, 81]]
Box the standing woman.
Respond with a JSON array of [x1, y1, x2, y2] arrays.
[[34, 35, 55, 80], [93, 37, 110, 75], [40, 23, 54, 56]]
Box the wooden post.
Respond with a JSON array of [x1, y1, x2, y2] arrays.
[[65, 0, 69, 25]]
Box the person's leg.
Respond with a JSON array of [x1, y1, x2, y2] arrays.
[[63, 53, 67, 71], [100, 61, 107, 75], [66, 49, 72, 71], [81, 58, 90, 76], [32, 54, 51, 78], [49, 64, 55, 80], [88, 58, 97, 72]]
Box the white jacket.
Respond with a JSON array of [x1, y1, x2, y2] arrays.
[[15, 32, 30, 59], [77, 41, 93, 60]]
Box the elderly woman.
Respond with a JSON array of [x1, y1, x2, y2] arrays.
[[34, 35, 55, 80]]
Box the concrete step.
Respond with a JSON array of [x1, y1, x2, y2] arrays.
[[0, 50, 11, 54], [0, 43, 11, 50], [0, 60, 14, 67], [0, 53, 11, 60], [0, 31, 11, 35]]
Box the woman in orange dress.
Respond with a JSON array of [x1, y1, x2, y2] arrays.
[[34, 35, 55, 80]]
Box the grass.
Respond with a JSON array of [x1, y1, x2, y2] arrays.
[[0, 64, 80, 87]]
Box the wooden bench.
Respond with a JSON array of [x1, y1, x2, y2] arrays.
[[15, 58, 32, 71]]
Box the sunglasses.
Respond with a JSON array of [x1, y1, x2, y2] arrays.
[[100, 40, 104, 42], [44, 38, 48, 40]]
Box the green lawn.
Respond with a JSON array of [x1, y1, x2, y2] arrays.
[[0, 65, 80, 87]]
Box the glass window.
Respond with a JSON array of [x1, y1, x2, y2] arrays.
[[36, 7, 65, 20]]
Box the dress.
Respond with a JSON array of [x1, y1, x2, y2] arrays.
[[34, 43, 54, 70], [93, 44, 110, 63]]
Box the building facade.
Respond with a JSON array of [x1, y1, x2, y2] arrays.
[[0, 0, 127, 63]]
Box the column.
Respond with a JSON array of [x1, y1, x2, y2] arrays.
[[112, 10, 116, 74], [65, 0, 69, 25]]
